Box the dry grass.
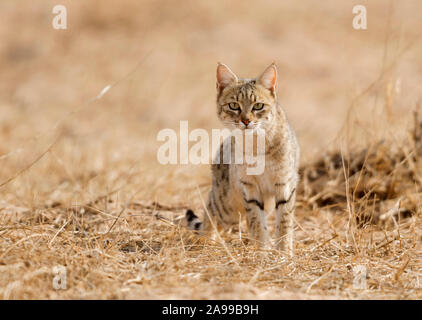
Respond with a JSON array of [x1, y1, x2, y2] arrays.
[[0, 0, 422, 299]]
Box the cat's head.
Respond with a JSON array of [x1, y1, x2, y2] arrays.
[[216, 63, 278, 131]]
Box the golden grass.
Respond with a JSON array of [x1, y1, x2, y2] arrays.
[[0, 0, 422, 299]]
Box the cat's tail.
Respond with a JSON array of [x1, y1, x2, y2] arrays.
[[185, 209, 203, 231]]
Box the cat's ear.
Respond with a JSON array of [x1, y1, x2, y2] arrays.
[[258, 63, 277, 94], [216, 63, 238, 94]]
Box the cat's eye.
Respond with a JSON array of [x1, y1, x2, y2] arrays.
[[253, 103, 265, 111], [228, 102, 240, 111]]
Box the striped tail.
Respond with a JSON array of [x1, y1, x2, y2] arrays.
[[185, 209, 203, 231]]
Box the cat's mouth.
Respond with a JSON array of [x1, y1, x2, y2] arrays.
[[223, 120, 260, 131], [239, 121, 257, 130]]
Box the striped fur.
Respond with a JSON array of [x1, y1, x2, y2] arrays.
[[186, 63, 300, 255]]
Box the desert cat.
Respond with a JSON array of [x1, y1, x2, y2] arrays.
[[186, 63, 299, 254]]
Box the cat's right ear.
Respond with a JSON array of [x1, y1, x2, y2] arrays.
[[216, 63, 238, 95]]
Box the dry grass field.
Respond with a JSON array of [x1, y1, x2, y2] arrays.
[[0, 0, 422, 299]]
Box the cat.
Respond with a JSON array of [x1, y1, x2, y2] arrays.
[[186, 62, 299, 255]]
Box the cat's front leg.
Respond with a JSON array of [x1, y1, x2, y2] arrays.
[[240, 180, 269, 249], [274, 184, 296, 256]]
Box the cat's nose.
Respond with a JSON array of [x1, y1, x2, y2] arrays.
[[242, 119, 250, 126]]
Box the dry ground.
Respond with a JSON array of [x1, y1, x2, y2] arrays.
[[0, 0, 421, 299]]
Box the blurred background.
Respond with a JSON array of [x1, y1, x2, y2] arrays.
[[0, 0, 421, 208]]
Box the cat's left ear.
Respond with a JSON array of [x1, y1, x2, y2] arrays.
[[217, 63, 238, 95], [258, 63, 277, 95]]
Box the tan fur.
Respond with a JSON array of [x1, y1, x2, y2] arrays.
[[186, 63, 300, 255]]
